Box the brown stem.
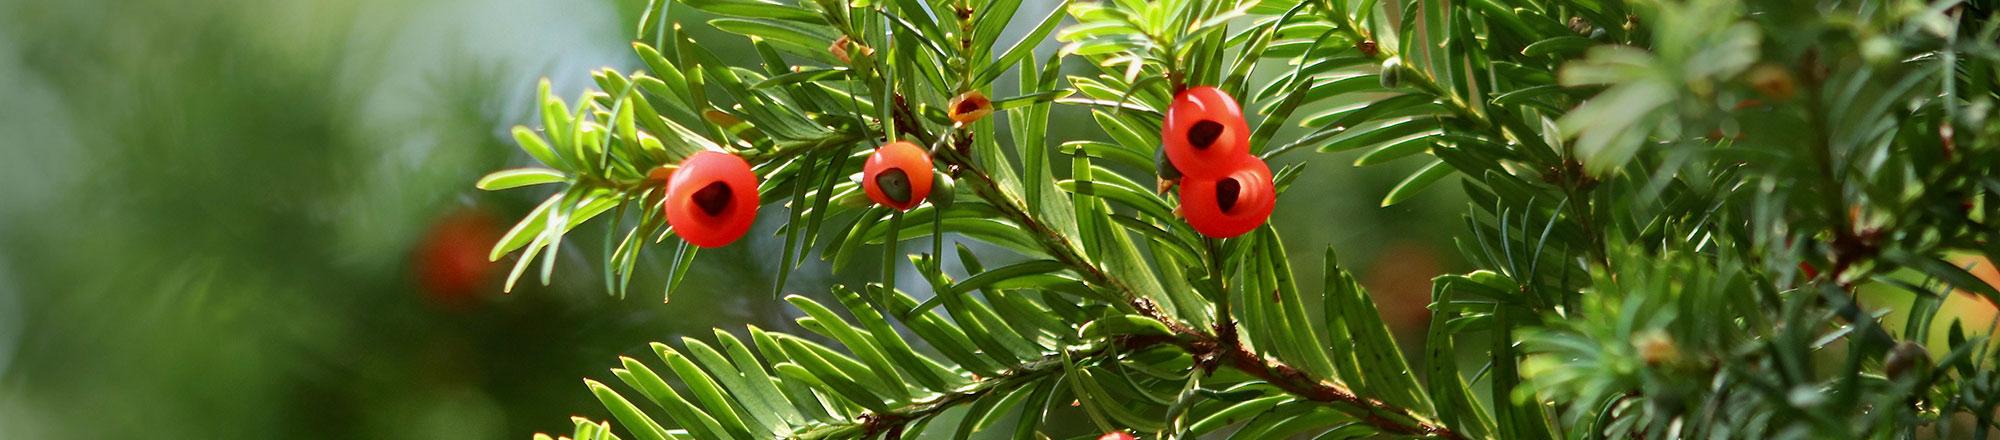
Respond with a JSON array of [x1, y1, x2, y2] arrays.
[[932, 141, 1465, 439], [856, 52, 1465, 440], [847, 336, 1161, 437], [1190, 335, 1465, 439], [842, 328, 1463, 439]]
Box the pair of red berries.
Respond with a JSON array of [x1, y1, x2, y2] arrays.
[[661, 142, 936, 248], [1162, 86, 1275, 239]]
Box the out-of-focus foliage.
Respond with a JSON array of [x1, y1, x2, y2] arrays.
[[0, 0, 836, 438]]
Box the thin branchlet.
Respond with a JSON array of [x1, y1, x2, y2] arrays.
[[923, 122, 1464, 439]]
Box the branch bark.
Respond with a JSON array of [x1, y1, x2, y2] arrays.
[[850, 46, 1468, 434], [931, 129, 1466, 439]]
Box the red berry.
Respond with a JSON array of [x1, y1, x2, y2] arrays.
[[862, 141, 935, 211], [1161, 86, 1250, 178], [415, 208, 502, 308], [1179, 156, 1275, 239], [664, 151, 761, 248], [1098, 432, 1137, 440]]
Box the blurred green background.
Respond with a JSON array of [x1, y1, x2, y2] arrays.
[[0, 0, 1474, 438]]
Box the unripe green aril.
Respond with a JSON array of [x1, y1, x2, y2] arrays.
[[929, 169, 956, 209], [1154, 147, 1182, 180], [1885, 341, 1931, 382], [1379, 56, 1403, 88], [1861, 36, 1899, 67]]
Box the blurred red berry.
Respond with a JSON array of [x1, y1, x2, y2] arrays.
[[1098, 432, 1137, 440], [862, 141, 935, 211], [1161, 86, 1250, 178], [1179, 156, 1275, 239], [415, 208, 503, 308], [664, 151, 760, 248]]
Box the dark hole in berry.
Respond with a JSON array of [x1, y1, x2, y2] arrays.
[[692, 182, 733, 217], [955, 99, 985, 116], [1216, 177, 1241, 213], [875, 168, 913, 203], [1187, 120, 1224, 150]]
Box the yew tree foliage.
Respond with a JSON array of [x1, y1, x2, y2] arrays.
[[479, 0, 2000, 438]]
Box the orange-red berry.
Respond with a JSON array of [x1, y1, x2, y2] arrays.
[[1161, 86, 1250, 178], [1098, 432, 1137, 440], [948, 91, 993, 124], [1179, 156, 1276, 239], [862, 141, 935, 211], [664, 151, 760, 248]]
